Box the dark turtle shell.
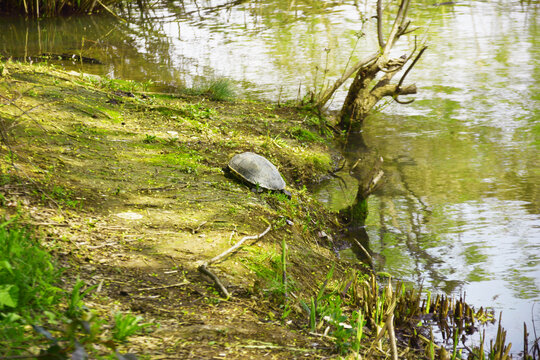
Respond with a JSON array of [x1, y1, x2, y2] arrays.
[[228, 152, 286, 191]]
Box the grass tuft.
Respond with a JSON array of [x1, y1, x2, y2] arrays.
[[186, 78, 237, 101], [206, 78, 236, 101]]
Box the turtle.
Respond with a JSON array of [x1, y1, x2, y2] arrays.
[[225, 152, 291, 198]]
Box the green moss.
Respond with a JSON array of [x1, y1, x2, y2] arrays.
[[146, 150, 202, 174], [72, 123, 115, 136], [155, 106, 185, 118], [306, 152, 332, 172], [101, 109, 124, 123]]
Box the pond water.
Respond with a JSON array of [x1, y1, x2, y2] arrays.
[[1, 0, 538, 351]]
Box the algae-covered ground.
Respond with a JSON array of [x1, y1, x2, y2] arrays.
[[0, 61, 353, 358]]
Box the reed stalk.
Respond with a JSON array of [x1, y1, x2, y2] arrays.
[[0, 0, 123, 17]]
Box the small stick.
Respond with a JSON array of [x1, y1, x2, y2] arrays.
[[206, 224, 271, 265], [138, 281, 189, 292], [191, 221, 207, 234], [95, 0, 126, 21], [281, 237, 287, 299], [96, 279, 104, 293], [352, 238, 373, 264], [198, 264, 230, 299], [197, 224, 272, 298]]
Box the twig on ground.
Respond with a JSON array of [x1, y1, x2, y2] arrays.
[[138, 281, 189, 292], [197, 224, 272, 298], [198, 264, 230, 298], [206, 224, 271, 265]]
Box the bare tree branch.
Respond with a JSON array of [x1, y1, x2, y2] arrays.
[[397, 20, 412, 37], [371, 83, 416, 99], [316, 0, 415, 110], [377, 0, 385, 48], [397, 45, 427, 90], [382, 0, 411, 57], [316, 52, 378, 108], [394, 97, 415, 104]]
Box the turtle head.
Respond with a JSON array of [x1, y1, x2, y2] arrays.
[[282, 189, 292, 200]]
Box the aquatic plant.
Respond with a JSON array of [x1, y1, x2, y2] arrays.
[[296, 269, 524, 359]]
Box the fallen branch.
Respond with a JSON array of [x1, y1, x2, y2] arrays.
[[198, 264, 231, 299], [197, 224, 272, 298], [206, 224, 271, 265]]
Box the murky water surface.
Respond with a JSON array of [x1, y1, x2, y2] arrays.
[[1, 0, 538, 349]]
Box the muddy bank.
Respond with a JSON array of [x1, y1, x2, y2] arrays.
[[0, 61, 354, 358]]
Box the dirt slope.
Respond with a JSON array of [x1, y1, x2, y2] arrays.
[[0, 61, 353, 358]]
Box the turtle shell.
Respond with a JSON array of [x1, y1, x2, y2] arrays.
[[228, 152, 286, 191]]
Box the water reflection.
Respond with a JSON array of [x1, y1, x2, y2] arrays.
[[0, 0, 374, 98], [360, 106, 540, 345], [312, 1, 539, 347], [0, 15, 184, 88]]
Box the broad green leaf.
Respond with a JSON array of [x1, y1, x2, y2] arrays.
[[0, 284, 19, 308]]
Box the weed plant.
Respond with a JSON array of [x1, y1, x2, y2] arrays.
[[0, 220, 63, 315], [0, 219, 151, 357], [113, 312, 152, 342], [289, 125, 323, 143], [180, 102, 216, 121], [0, 220, 63, 351], [242, 245, 295, 303], [49, 185, 80, 209], [87, 76, 153, 94]]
